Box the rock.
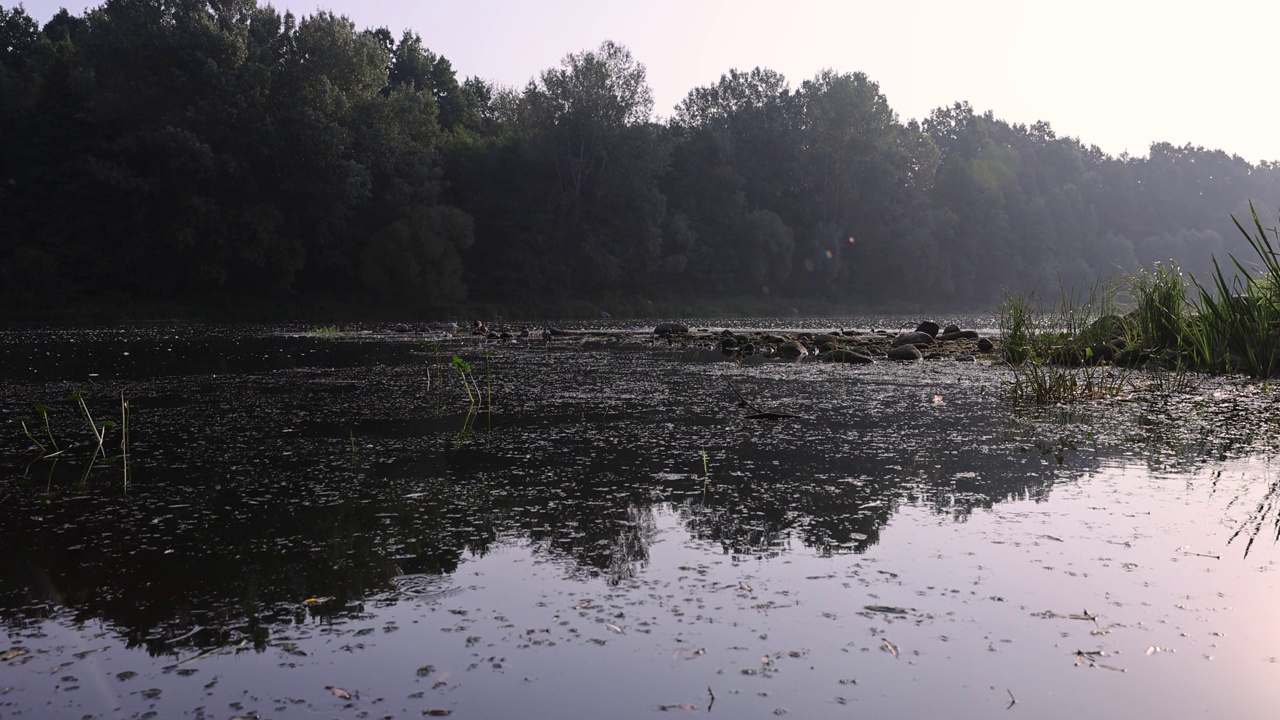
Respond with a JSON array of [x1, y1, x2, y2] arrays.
[[937, 330, 980, 342], [942, 324, 961, 335], [892, 331, 934, 348], [1085, 314, 1132, 341], [1088, 342, 1116, 363], [822, 349, 874, 364], [955, 354, 976, 362], [924, 351, 946, 360], [762, 334, 787, 344], [777, 340, 809, 359], [915, 321, 941, 338], [720, 336, 740, 350], [392, 323, 410, 333], [977, 337, 995, 353], [654, 322, 689, 337], [887, 344, 923, 361], [813, 334, 842, 351]]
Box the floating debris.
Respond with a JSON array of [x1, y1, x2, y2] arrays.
[[881, 639, 900, 658], [325, 685, 355, 700]]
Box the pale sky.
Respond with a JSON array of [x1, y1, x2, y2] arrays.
[[18, 0, 1280, 162]]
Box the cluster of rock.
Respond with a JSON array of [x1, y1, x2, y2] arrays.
[[656, 321, 998, 363]]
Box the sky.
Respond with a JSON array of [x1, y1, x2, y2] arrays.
[[17, 0, 1280, 162]]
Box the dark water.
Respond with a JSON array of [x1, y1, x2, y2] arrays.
[[1, 322, 1279, 719]]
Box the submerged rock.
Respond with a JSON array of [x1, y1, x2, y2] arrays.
[[937, 329, 980, 341], [822, 349, 874, 364], [977, 337, 995, 353], [654, 322, 689, 337], [777, 341, 809, 359]]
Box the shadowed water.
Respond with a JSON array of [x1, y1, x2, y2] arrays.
[[1, 321, 1278, 719]]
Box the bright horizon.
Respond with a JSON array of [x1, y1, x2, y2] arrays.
[[16, 0, 1280, 163]]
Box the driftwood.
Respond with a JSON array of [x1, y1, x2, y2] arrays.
[[724, 378, 799, 420]]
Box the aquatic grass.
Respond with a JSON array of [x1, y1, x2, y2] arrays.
[[120, 392, 131, 491], [997, 288, 1037, 365], [20, 403, 60, 456], [1187, 203, 1280, 378], [452, 355, 478, 406], [483, 349, 493, 410], [1132, 261, 1190, 352], [1140, 361, 1196, 395], [700, 448, 711, 502], [424, 340, 448, 417], [72, 390, 111, 459], [312, 325, 342, 335], [999, 283, 1131, 405], [1007, 360, 1130, 406]]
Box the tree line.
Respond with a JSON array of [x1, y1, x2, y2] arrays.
[[2, 0, 1278, 319]]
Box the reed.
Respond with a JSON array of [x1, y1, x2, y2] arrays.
[[1188, 203, 1280, 378], [120, 391, 131, 490]]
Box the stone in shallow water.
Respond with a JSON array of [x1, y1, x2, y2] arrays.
[[888, 344, 923, 361], [822, 349, 873, 364], [892, 331, 934, 347]]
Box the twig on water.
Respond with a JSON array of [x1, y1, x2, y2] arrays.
[[723, 378, 799, 420]]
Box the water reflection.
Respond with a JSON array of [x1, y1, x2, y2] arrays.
[[0, 325, 1277, 660]]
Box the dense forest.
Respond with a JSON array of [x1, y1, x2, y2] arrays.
[[2, 0, 1278, 319]]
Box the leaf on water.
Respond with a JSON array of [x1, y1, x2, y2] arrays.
[[573, 600, 593, 610], [739, 581, 753, 592], [659, 703, 699, 712], [424, 710, 453, 716], [761, 654, 772, 665], [325, 685, 354, 700], [0, 648, 28, 662], [416, 665, 435, 677], [1091, 663, 1126, 672], [605, 622, 625, 635], [864, 605, 909, 615], [881, 639, 899, 658]]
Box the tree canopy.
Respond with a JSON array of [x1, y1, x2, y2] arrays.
[[2, 0, 1277, 318]]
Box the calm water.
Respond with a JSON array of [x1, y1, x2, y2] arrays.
[[1, 321, 1278, 719]]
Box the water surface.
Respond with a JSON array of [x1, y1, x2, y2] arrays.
[[1, 322, 1277, 719]]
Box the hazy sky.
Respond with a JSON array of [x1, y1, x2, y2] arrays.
[[19, 0, 1280, 162]]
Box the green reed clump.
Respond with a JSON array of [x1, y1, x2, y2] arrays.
[[1189, 203, 1280, 378], [312, 325, 341, 335], [999, 282, 1130, 405], [1132, 261, 1190, 352]]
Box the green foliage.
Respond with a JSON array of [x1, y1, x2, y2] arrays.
[[4, 1, 1280, 318], [1189, 203, 1280, 378], [1131, 262, 1189, 351], [998, 284, 1130, 405]]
